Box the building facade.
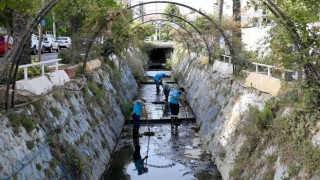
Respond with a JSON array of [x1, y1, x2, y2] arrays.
[[213, 0, 272, 27]]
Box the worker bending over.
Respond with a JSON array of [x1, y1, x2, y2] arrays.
[[153, 72, 165, 92]]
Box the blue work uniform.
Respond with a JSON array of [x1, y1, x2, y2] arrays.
[[154, 73, 165, 90], [170, 90, 183, 115], [154, 73, 164, 81], [133, 144, 146, 175], [162, 84, 171, 101], [132, 101, 144, 128], [170, 90, 182, 104], [134, 159, 144, 173]]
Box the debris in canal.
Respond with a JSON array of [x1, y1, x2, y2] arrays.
[[143, 131, 155, 136]]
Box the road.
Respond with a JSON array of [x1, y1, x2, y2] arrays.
[[31, 52, 58, 61], [0, 52, 58, 64]]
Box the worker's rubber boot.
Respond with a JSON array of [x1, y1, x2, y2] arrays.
[[171, 116, 175, 128], [175, 117, 180, 126], [133, 128, 143, 138]]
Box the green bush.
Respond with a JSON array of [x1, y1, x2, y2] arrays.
[[173, 72, 181, 82], [21, 116, 35, 133], [16, 66, 50, 81], [70, 149, 85, 174], [121, 102, 133, 119], [103, 59, 116, 70], [26, 140, 34, 150], [75, 65, 84, 77], [164, 59, 173, 69], [50, 107, 61, 117], [50, 159, 58, 169], [132, 70, 144, 83], [101, 140, 107, 149], [231, 91, 320, 179], [58, 49, 82, 64], [36, 163, 42, 171], [8, 113, 21, 128], [0, 64, 50, 84]]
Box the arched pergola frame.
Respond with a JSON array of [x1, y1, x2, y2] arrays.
[[127, 1, 235, 62], [114, 12, 210, 59], [130, 20, 192, 53], [128, 18, 201, 55]]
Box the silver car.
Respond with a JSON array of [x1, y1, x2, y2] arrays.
[[56, 37, 72, 48], [43, 36, 59, 53], [31, 34, 44, 55]]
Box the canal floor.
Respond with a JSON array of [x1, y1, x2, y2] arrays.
[[103, 70, 221, 180], [103, 125, 221, 180]]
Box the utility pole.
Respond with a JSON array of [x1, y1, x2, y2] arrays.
[[53, 12, 56, 39], [38, 23, 43, 62]]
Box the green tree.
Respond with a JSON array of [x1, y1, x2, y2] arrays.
[[254, 0, 320, 106], [164, 4, 181, 21], [163, 4, 186, 26], [0, 0, 61, 110]]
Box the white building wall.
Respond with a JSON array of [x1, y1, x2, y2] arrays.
[[213, 0, 272, 52]]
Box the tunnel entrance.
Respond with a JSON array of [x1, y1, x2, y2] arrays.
[[148, 47, 173, 70]]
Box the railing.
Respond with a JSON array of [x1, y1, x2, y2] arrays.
[[252, 62, 274, 77], [18, 59, 61, 80], [221, 54, 232, 64]]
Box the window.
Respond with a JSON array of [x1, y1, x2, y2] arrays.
[[254, 6, 258, 12], [263, 18, 271, 24]]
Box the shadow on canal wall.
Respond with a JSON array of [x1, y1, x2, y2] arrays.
[[0, 49, 148, 179], [170, 49, 276, 179]]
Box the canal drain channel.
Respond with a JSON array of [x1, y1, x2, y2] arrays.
[[103, 69, 221, 180]]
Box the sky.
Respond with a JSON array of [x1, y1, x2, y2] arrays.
[[130, 0, 214, 14]]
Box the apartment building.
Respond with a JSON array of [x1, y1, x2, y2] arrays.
[[213, 0, 272, 27], [213, 0, 272, 51]]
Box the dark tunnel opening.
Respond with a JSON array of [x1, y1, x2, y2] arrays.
[[148, 48, 174, 70]]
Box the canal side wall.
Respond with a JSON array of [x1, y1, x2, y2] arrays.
[[0, 50, 147, 179], [172, 52, 276, 179]]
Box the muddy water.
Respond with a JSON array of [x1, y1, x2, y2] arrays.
[[103, 70, 221, 179], [103, 125, 221, 180]]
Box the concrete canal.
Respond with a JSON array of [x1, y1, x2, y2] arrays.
[[103, 67, 221, 179]]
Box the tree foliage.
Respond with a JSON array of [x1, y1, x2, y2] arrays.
[[163, 4, 186, 26], [250, 0, 320, 106]]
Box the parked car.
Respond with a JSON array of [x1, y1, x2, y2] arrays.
[[0, 35, 13, 56], [42, 36, 59, 53], [31, 34, 44, 55], [56, 36, 71, 48]]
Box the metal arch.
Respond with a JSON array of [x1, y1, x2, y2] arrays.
[[127, 1, 235, 64], [128, 18, 199, 54], [130, 20, 192, 53], [115, 12, 211, 60], [115, 13, 200, 54]]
